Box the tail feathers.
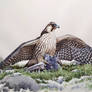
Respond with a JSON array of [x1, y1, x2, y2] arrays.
[[0, 56, 20, 69], [0, 55, 31, 69]]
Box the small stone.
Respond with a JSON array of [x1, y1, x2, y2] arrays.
[[72, 69, 80, 73], [0, 69, 3, 74], [12, 72, 22, 76], [46, 80, 62, 90], [57, 76, 64, 84], [5, 70, 15, 73], [69, 78, 79, 84], [3, 87, 9, 92]]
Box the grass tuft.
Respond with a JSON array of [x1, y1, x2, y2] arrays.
[[0, 64, 92, 82], [14, 64, 92, 82]]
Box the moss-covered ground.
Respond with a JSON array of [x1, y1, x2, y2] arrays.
[[0, 64, 92, 82]]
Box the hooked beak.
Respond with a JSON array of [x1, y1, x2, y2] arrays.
[[54, 24, 60, 28], [56, 25, 60, 28]]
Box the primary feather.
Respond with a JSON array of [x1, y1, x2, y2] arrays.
[[55, 34, 92, 64]]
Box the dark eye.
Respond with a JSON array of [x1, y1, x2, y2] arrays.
[[53, 24, 57, 27]]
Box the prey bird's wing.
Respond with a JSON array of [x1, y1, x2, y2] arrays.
[[55, 34, 92, 64], [0, 38, 39, 68]]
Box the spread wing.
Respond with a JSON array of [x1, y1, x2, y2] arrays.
[[55, 34, 92, 64], [0, 38, 39, 68]]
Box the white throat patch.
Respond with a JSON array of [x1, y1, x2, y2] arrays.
[[46, 25, 52, 32]]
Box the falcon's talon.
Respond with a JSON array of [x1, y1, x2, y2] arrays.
[[26, 62, 45, 72]]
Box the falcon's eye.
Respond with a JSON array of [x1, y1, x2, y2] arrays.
[[53, 24, 57, 27], [52, 24, 60, 28]]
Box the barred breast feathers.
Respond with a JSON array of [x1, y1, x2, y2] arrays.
[[36, 31, 56, 57]]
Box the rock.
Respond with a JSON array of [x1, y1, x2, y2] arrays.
[[80, 76, 92, 80], [2, 87, 9, 92], [40, 80, 62, 91], [5, 69, 15, 73], [12, 72, 22, 76], [72, 69, 80, 73], [68, 76, 92, 85], [0, 69, 3, 74], [0, 73, 40, 92], [61, 81, 90, 92], [60, 76, 92, 92], [40, 76, 92, 92], [68, 78, 82, 85], [57, 76, 64, 84]]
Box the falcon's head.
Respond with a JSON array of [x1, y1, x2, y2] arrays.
[[41, 22, 60, 36]]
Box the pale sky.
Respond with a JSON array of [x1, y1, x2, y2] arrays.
[[0, 0, 92, 58]]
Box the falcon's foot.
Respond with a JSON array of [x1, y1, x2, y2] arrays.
[[25, 54, 59, 72], [26, 62, 45, 72]]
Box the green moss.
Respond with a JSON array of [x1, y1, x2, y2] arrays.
[[0, 72, 12, 80], [0, 64, 92, 82], [87, 84, 92, 89], [13, 64, 92, 82], [0, 72, 7, 80]]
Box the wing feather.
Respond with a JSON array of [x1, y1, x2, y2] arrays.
[[55, 34, 92, 64], [0, 38, 38, 68]]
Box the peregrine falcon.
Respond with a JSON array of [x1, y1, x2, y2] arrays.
[[0, 22, 60, 69], [0, 22, 92, 69]]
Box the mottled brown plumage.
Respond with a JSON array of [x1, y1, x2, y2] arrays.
[[55, 34, 92, 64], [1, 23, 92, 69], [0, 22, 60, 68]]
